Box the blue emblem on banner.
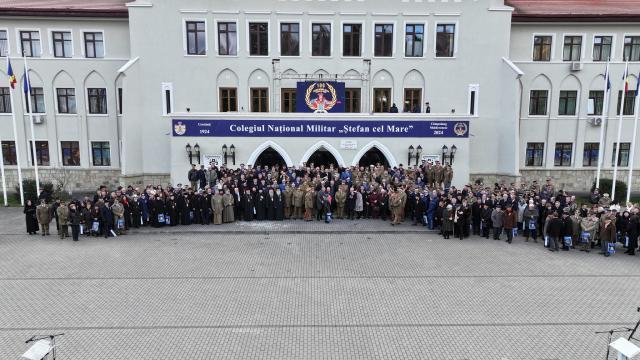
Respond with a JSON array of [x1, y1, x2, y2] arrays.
[[296, 81, 345, 113]]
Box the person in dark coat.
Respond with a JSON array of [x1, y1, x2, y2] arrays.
[[274, 189, 284, 221], [242, 189, 254, 221], [81, 202, 92, 236], [130, 195, 141, 228], [561, 211, 574, 251], [481, 203, 492, 239], [165, 195, 177, 226], [546, 212, 564, 252], [266, 189, 277, 220], [256, 189, 266, 221], [68, 203, 81, 241], [24, 200, 38, 235], [471, 199, 482, 235], [100, 202, 113, 237], [625, 209, 639, 255]]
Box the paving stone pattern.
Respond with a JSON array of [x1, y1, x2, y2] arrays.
[[0, 208, 639, 359]]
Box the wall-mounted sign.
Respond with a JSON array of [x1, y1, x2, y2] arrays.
[[340, 140, 358, 150], [203, 155, 223, 167], [421, 154, 441, 164], [172, 119, 469, 138]]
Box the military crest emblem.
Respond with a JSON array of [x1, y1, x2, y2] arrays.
[[454, 122, 468, 136], [174, 121, 187, 136], [305, 82, 337, 113]]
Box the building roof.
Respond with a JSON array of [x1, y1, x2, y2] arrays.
[[507, 0, 640, 22], [0, 0, 129, 18]]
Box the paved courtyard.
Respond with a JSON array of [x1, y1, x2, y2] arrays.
[[1, 208, 640, 359]]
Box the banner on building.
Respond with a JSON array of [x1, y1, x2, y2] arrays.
[[172, 119, 469, 138], [295, 81, 345, 113]]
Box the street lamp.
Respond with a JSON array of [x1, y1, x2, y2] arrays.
[[441, 145, 448, 164], [222, 144, 228, 165], [185, 143, 192, 164], [450, 144, 457, 165], [415, 145, 422, 166], [230, 144, 236, 165], [408, 145, 414, 167], [193, 143, 200, 164]]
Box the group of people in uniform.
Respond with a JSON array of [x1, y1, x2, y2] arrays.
[[20, 162, 640, 258]]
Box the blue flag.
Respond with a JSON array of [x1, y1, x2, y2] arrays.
[[636, 72, 640, 96], [23, 69, 30, 94]]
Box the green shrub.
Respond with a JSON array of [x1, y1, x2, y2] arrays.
[[592, 179, 628, 203], [14, 179, 56, 203]]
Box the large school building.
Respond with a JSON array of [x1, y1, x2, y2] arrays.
[[0, 0, 638, 192]]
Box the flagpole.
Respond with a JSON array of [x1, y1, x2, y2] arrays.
[[0, 111, 6, 206], [626, 78, 640, 204], [612, 61, 629, 200], [595, 60, 610, 190], [23, 53, 40, 197], [8, 57, 24, 206]]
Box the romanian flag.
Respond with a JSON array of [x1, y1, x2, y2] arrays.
[[7, 58, 16, 89]]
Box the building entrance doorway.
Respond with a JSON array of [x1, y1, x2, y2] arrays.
[[254, 147, 286, 168], [358, 147, 390, 168], [306, 149, 338, 168]]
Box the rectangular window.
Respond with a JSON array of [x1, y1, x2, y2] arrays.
[[588, 90, 604, 115], [403, 88, 421, 112], [250, 88, 268, 112], [617, 90, 636, 116], [217, 22, 237, 56], [583, 142, 599, 167], [61, 141, 80, 166], [469, 89, 477, 116], [164, 89, 172, 115], [29, 141, 49, 166], [219, 87, 237, 112], [374, 24, 393, 57], [249, 22, 268, 56], [0, 30, 7, 57], [373, 88, 391, 113], [405, 24, 424, 57], [558, 90, 577, 115], [311, 23, 331, 56], [624, 36, 640, 62], [186, 21, 206, 55], [345, 88, 360, 113], [533, 35, 552, 61], [280, 23, 300, 56], [281, 88, 296, 112], [554, 143, 573, 167], [87, 88, 107, 114], [342, 23, 361, 57], [117, 87, 123, 115], [563, 36, 582, 61], [612, 143, 631, 167], [0, 87, 10, 113], [529, 90, 548, 116], [91, 141, 111, 166], [20, 31, 41, 57], [525, 142, 544, 167], [435, 24, 455, 58], [83, 32, 104, 58], [593, 36, 612, 62], [56, 88, 76, 114], [1, 141, 16, 165], [52, 31, 72, 58], [26, 87, 45, 113]]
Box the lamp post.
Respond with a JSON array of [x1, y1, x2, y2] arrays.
[[416, 145, 422, 166], [222, 144, 228, 165], [441, 145, 448, 165], [186, 143, 192, 165], [408, 145, 414, 167], [450, 144, 457, 165], [230, 144, 236, 165], [193, 143, 200, 164]]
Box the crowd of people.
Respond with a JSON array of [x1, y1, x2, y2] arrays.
[[21, 161, 640, 257]]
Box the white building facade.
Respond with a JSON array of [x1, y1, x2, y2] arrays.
[[0, 0, 638, 193]]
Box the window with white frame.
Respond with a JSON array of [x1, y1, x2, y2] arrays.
[[52, 31, 72, 58], [186, 21, 206, 55], [217, 22, 237, 56], [404, 24, 424, 57], [84, 32, 104, 58], [20, 30, 41, 57]]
